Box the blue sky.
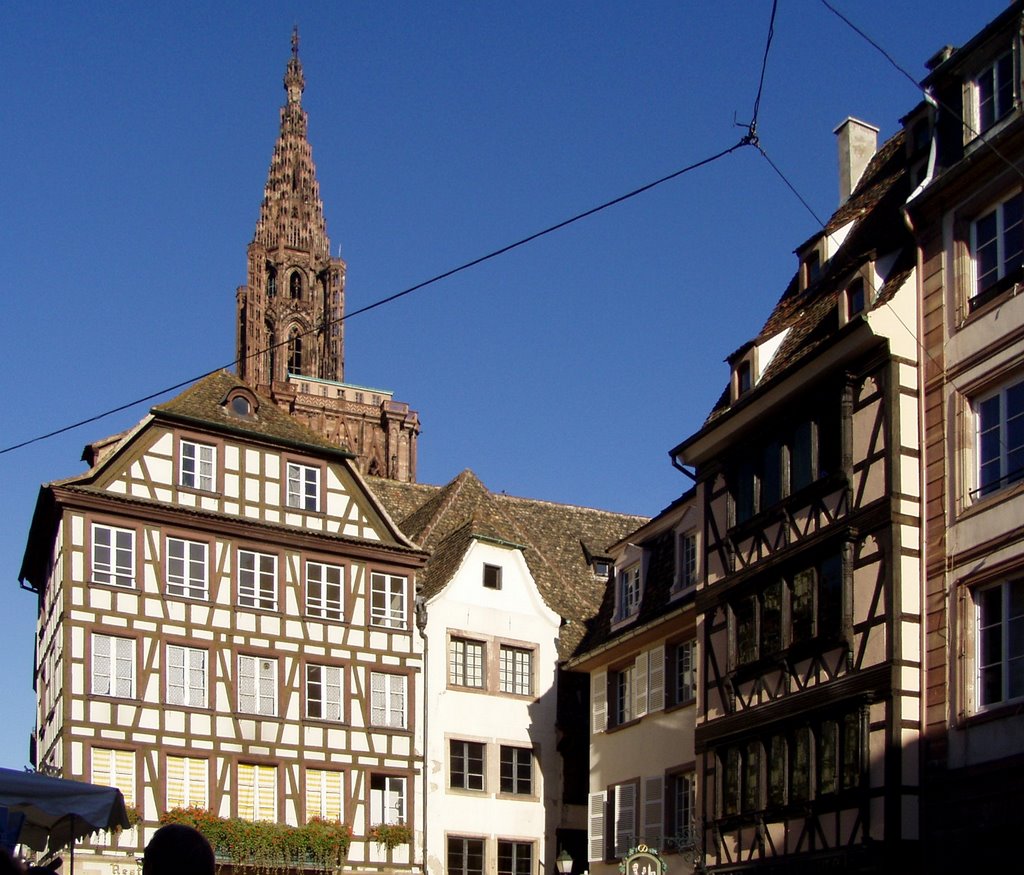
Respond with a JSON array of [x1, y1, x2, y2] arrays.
[[0, 1, 1005, 769]]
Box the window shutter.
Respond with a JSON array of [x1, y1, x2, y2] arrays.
[[648, 645, 665, 712], [634, 651, 649, 718], [592, 671, 607, 733], [643, 775, 664, 849], [614, 783, 637, 856], [588, 791, 607, 862]]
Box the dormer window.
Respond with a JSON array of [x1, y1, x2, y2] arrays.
[[224, 387, 259, 419], [594, 561, 610, 578], [846, 277, 866, 317], [617, 563, 641, 620], [975, 52, 1014, 136], [802, 250, 821, 289], [737, 361, 752, 396]]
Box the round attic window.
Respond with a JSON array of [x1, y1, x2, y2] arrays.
[[230, 396, 252, 416]]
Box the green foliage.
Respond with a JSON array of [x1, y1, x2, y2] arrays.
[[367, 822, 412, 851], [160, 808, 351, 872]]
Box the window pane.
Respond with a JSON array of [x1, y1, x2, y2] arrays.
[[760, 581, 783, 655], [789, 729, 810, 803], [791, 420, 814, 492], [735, 596, 757, 664]]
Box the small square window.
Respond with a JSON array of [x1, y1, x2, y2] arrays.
[[846, 277, 866, 317], [483, 564, 502, 590]]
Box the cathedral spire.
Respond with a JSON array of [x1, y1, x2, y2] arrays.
[[236, 31, 346, 388]]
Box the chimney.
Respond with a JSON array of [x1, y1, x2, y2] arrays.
[[834, 117, 879, 205]]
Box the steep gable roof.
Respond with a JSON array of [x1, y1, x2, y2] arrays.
[[703, 129, 913, 427], [368, 472, 647, 658], [152, 370, 354, 457]]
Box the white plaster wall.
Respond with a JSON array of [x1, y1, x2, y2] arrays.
[[423, 540, 561, 875]]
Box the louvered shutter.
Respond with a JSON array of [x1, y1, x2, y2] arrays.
[[592, 671, 607, 733], [614, 783, 637, 856], [648, 645, 665, 712], [643, 775, 664, 849], [588, 791, 607, 862], [634, 651, 649, 718]]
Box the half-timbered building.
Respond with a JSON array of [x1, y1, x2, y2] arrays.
[[368, 472, 647, 875], [903, 3, 1024, 869], [671, 118, 924, 873], [568, 491, 700, 875], [19, 370, 428, 874]]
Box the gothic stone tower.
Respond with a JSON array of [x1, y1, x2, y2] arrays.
[[236, 30, 419, 482]]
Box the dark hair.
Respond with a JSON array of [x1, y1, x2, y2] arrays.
[[143, 824, 214, 875]]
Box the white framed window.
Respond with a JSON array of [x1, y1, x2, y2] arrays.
[[238, 549, 277, 610], [449, 638, 485, 688], [369, 774, 405, 826], [238, 763, 277, 821], [370, 671, 407, 729], [370, 572, 407, 629], [91, 747, 135, 809], [668, 772, 696, 850], [973, 52, 1014, 136], [499, 645, 533, 696], [975, 578, 1024, 710], [166, 755, 208, 810], [499, 745, 533, 795], [974, 377, 1024, 498], [166, 644, 207, 708], [286, 462, 320, 511], [610, 663, 635, 726], [91, 524, 135, 587], [450, 740, 485, 791], [238, 655, 277, 716], [306, 663, 343, 721], [306, 561, 344, 620], [971, 193, 1024, 305], [671, 640, 696, 706], [167, 537, 209, 599], [92, 633, 134, 698], [306, 768, 344, 820], [180, 440, 216, 492], [678, 531, 698, 591], [617, 563, 641, 620]]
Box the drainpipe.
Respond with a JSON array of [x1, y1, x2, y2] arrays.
[[414, 593, 429, 875]]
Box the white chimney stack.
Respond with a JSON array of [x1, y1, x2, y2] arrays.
[[834, 117, 879, 205]]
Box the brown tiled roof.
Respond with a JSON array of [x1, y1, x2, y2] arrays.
[[152, 370, 353, 456], [367, 471, 647, 658], [704, 130, 913, 425]]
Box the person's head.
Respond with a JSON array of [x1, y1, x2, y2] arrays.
[[143, 824, 214, 875]]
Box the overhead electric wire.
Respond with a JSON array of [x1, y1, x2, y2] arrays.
[[0, 139, 752, 458], [821, 0, 1024, 184], [2, 0, 786, 460]]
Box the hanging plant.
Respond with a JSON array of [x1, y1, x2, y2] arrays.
[[368, 822, 412, 851], [160, 807, 351, 871]]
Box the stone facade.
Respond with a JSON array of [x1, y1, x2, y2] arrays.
[[236, 30, 419, 482]]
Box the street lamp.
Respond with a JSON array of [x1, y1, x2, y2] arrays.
[[556, 850, 574, 875]]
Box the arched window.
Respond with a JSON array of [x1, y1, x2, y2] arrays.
[[267, 268, 277, 299], [288, 329, 303, 374], [290, 272, 302, 300]]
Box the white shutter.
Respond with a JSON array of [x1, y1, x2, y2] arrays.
[[643, 775, 664, 849], [634, 652, 649, 718], [648, 645, 665, 712], [588, 791, 607, 862], [592, 671, 607, 733], [614, 783, 637, 856]]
